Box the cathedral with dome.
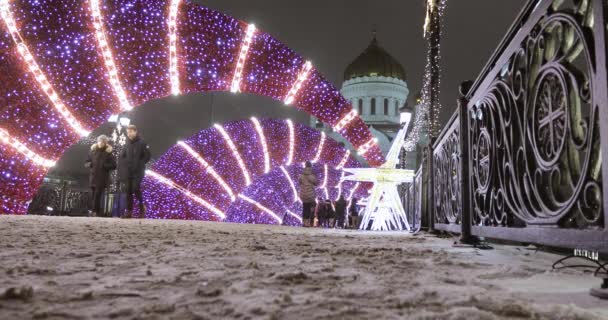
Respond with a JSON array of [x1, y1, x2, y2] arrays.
[[310, 32, 417, 169]]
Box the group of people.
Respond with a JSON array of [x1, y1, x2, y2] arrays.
[[85, 125, 150, 218], [87, 132, 361, 228], [298, 161, 360, 228]]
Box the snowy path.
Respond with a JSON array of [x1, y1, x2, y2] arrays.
[[0, 215, 606, 319]]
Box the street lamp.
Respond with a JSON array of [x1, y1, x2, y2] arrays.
[[107, 113, 131, 217]]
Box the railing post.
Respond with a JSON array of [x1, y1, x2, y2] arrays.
[[426, 139, 436, 233], [458, 81, 476, 244], [593, 0, 608, 230]]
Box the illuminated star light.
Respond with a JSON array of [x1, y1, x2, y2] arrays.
[[280, 166, 300, 203], [357, 137, 378, 156], [333, 109, 358, 132], [238, 194, 282, 223], [146, 170, 226, 219], [311, 131, 326, 163], [336, 150, 350, 169], [284, 61, 313, 105], [342, 127, 416, 231], [214, 124, 252, 186], [168, 0, 181, 95], [251, 117, 270, 173], [89, 0, 132, 111], [0, 128, 56, 168], [230, 23, 256, 93], [285, 119, 295, 165], [177, 141, 235, 201], [0, 1, 90, 137]]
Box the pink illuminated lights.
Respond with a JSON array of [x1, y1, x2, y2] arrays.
[[284, 61, 313, 105], [168, 0, 181, 95], [230, 23, 256, 93], [0, 129, 56, 168]]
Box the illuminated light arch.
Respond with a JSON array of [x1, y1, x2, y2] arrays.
[[0, 0, 383, 214], [224, 163, 370, 225], [311, 131, 326, 163], [142, 119, 368, 222]]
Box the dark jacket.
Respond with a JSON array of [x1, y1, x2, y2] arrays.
[[335, 197, 347, 219], [118, 136, 151, 182], [86, 143, 117, 189], [298, 167, 318, 203]]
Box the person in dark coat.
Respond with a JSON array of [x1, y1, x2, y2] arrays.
[[298, 161, 318, 227], [349, 198, 360, 229], [315, 197, 326, 228], [326, 199, 336, 228], [85, 135, 116, 217], [118, 125, 151, 219], [335, 195, 348, 229]]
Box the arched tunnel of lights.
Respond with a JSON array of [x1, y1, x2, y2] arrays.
[[144, 119, 372, 224], [0, 0, 384, 214]]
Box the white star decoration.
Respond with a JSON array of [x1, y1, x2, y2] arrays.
[[342, 125, 415, 231]]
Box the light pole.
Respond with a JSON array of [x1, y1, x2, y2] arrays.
[[107, 113, 131, 217]]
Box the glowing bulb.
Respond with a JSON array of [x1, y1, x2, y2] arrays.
[[251, 117, 270, 174], [311, 131, 326, 163], [214, 124, 252, 186], [1, 2, 90, 136], [285, 119, 295, 165], [146, 170, 226, 219], [280, 166, 300, 203], [230, 23, 256, 93], [0, 128, 56, 168], [89, 0, 132, 111], [168, 0, 181, 95], [284, 61, 313, 105], [177, 141, 236, 201], [238, 194, 282, 223]]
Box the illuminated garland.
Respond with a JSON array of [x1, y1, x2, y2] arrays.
[[142, 119, 369, 223], [404, 0, 448, 151], [0, 0, 383, 213]]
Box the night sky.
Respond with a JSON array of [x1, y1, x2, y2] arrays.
[[52, 0, 526, 180]]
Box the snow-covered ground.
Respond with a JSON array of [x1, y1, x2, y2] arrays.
[[0, 215, 606, 319]]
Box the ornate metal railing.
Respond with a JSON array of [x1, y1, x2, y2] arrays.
[[28, 183, 91, 215], [406, 0, 608, 252]]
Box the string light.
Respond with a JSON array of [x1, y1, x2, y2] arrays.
[[177, 141, 235, 201], [336, 150, 351, 169], [0, 0, 91, 137], [284, 209, 302, 223], [0, 129, 56, 168], [404, 0, 448, 150], [357, 137, 378, 156], [280, 166, 300, 203], [214, 123, 252, 186], [230, 23, 256, 93], [333, 109, 358, 132], [335, 170, 345, 201], [168, 0, 181, 95], [312, 131, 326, 163], [285, 119, 295, 165], [146, 170, 226, 219], [284, 61, 313, 105], [89, 0, 132, 111], [238, 194, 282, 223], [251, 117, 270, 173]]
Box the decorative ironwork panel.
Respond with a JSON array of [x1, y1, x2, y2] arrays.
[[469, 0, 603, 228], [432, 117, 462, 225]]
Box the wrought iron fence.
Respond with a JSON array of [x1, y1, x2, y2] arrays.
[[406, 0, 608, 252]]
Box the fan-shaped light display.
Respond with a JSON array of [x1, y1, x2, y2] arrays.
[[0, 0, 383, 214], [142, 119, 369, 223]]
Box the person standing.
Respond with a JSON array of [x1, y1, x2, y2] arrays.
[[326, 199, 336, 228], [119, 125, 151, 219], [335, 195, 347, 229], [315, 197, 326, 228], [298, 161, 318, 227], [85, 135, 116, 217], [349, 198, 360, 229]]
